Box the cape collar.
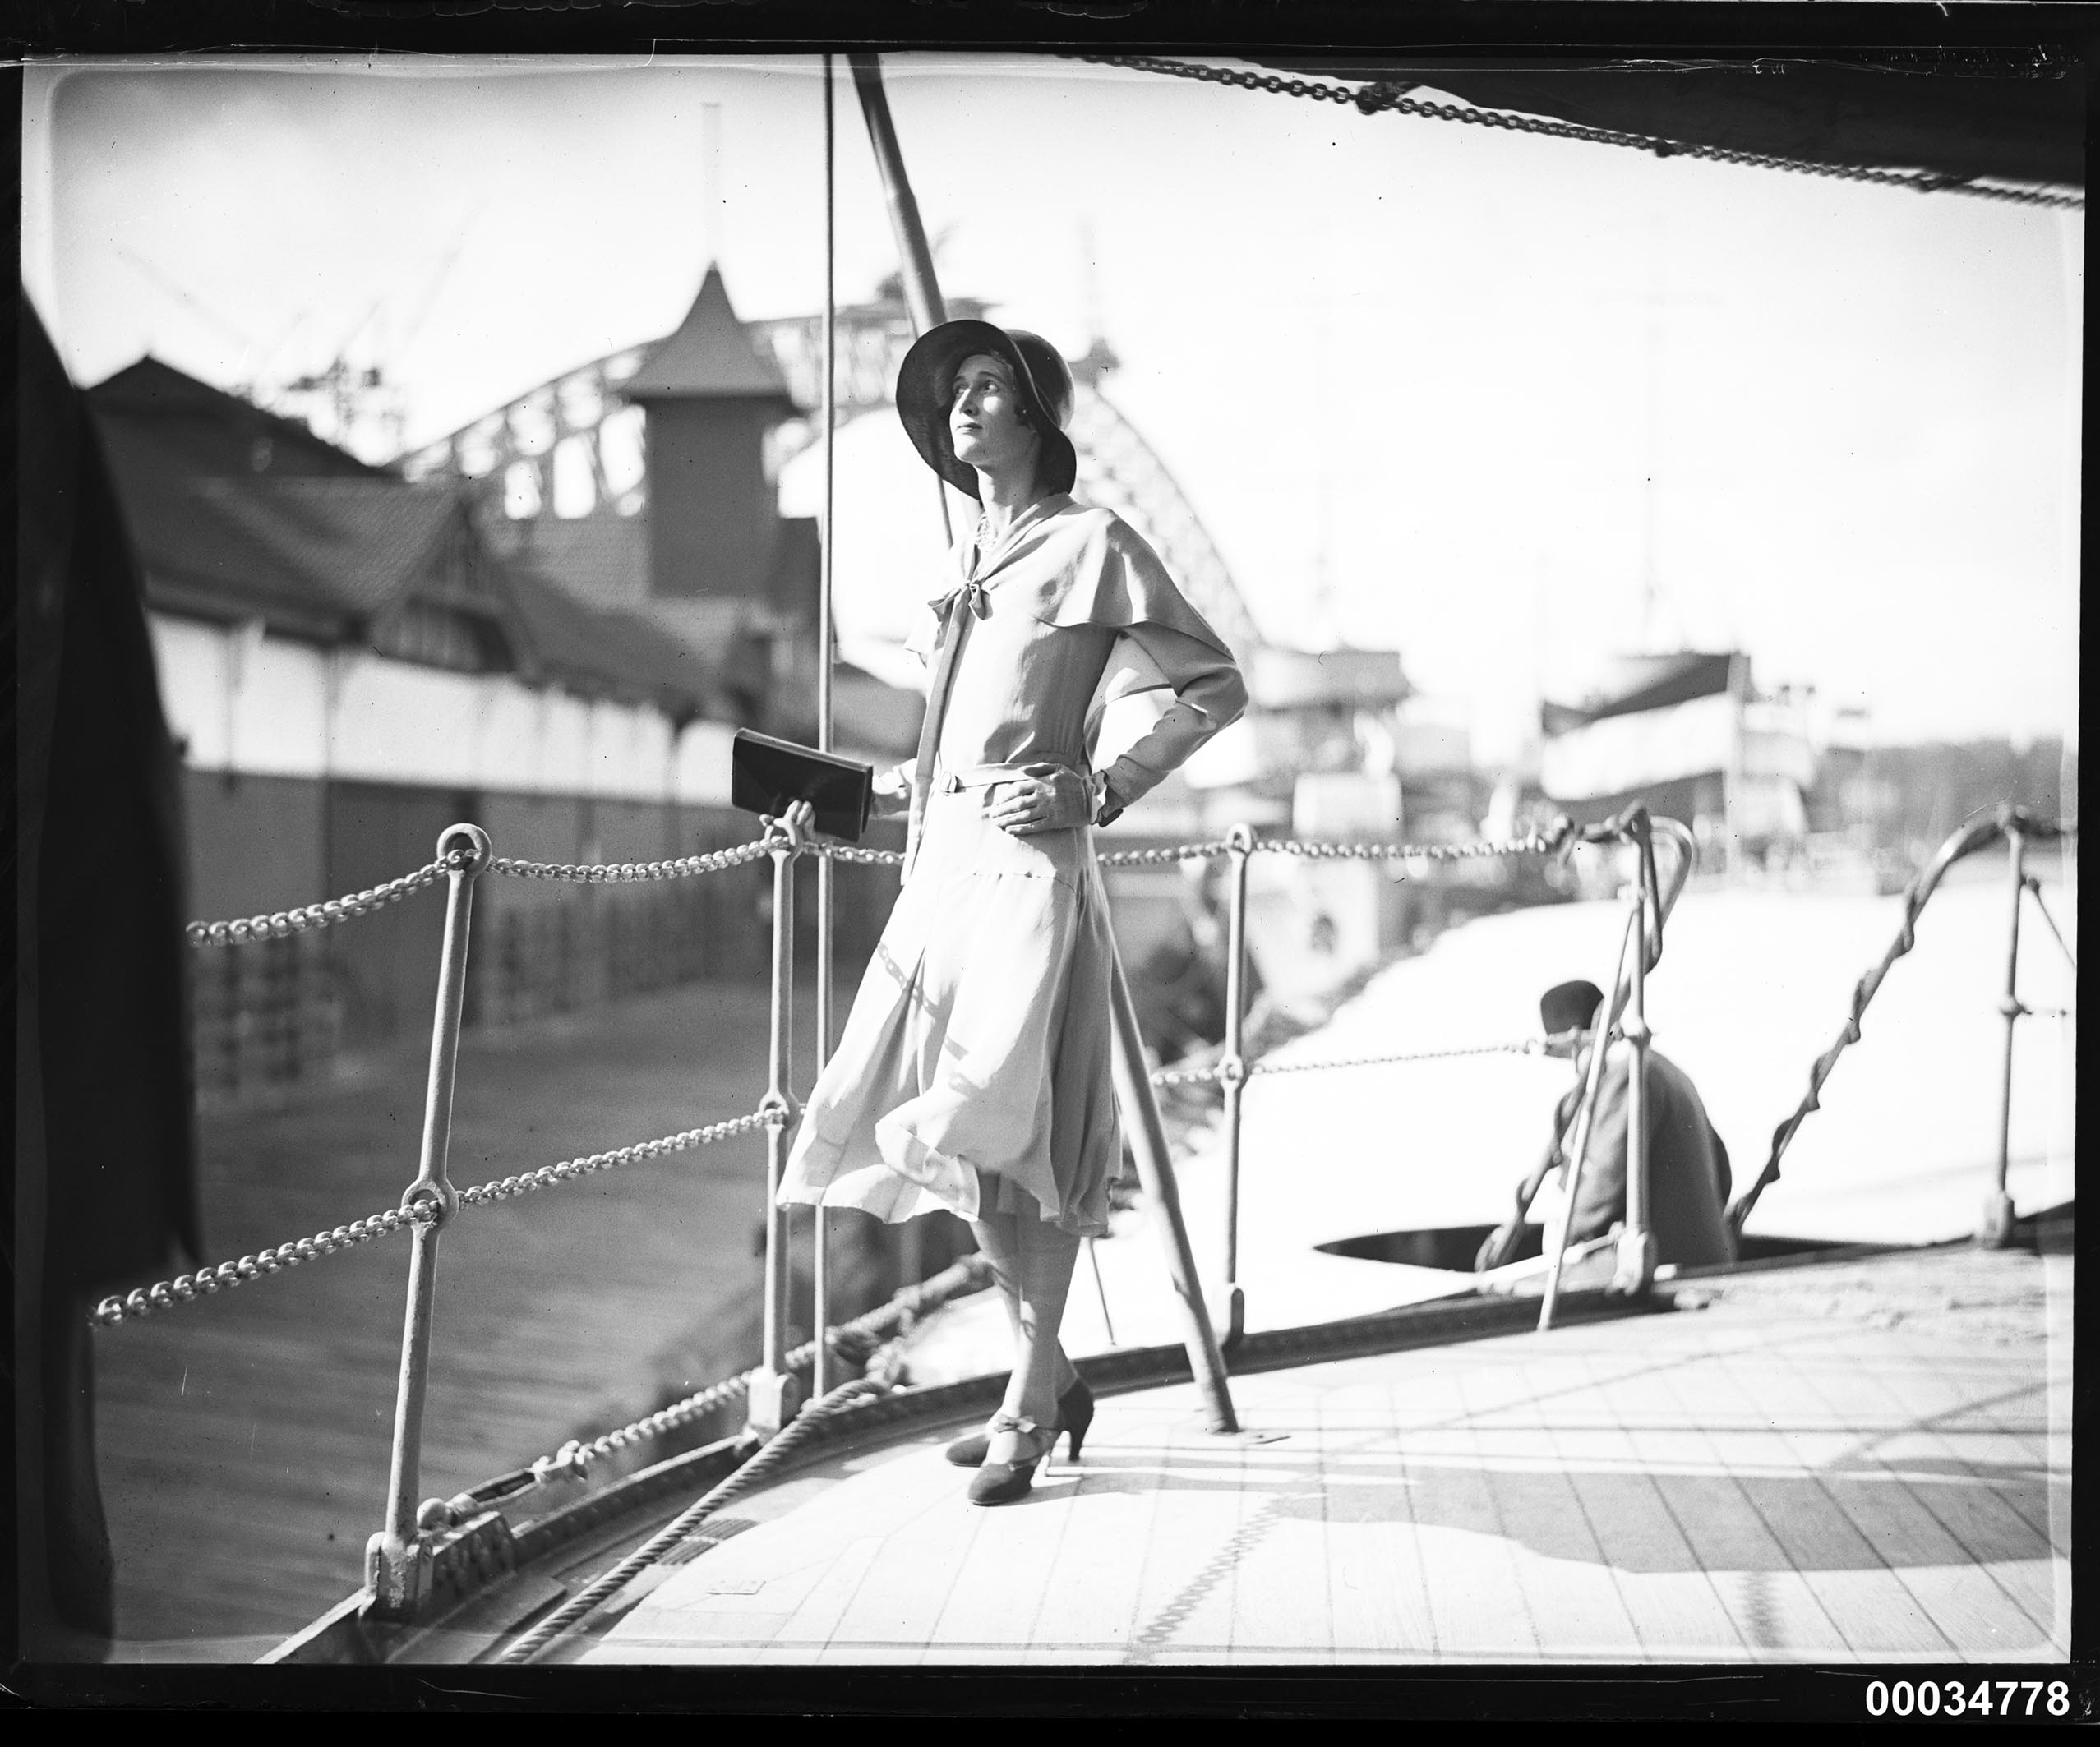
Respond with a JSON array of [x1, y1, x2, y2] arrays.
[[930, 493, 1079, 619]]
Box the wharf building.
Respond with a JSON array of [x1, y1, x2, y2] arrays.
[[91, 268, 920, 1108]]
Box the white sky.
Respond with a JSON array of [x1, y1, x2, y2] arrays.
[[21, 53, 2083, 756]]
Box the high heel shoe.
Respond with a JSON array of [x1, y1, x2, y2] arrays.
[[967, 1418, 1060, 1507], [944, 1376, 1093, 1468]]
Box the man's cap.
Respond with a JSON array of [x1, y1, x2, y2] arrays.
[[1540, 979, 1607, 1037]]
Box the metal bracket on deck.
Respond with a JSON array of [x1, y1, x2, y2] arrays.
[[365, 1507, 519, 1624]]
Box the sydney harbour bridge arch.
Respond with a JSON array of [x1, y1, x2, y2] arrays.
[[402, 293, 1263, 657]]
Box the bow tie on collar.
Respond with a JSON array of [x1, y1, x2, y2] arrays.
[[929, 577, 991, 643]]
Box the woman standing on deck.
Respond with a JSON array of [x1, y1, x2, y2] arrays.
[[778, 320, 1246, 1505]]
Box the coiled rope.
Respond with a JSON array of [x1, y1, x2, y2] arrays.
[[508, 1256, 990, 1492], [496, 1366, 899, 1665]]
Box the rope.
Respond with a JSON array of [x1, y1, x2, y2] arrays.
[[813, 841, 905, 867], [814, 826, 1563, 870], [487, 840, 773, 883], [454, 1110, 771, 1211], [187, 858, 450, 947], [1726, 807, 2059, 1233], [186, 838, 775, 944], [1065, 52, 2085, 212], [509, 1255, 990, 1492], [90, 1109, 773, 1329], [496, 1370, 895, 1665], [89, 1204, 431, 1327]]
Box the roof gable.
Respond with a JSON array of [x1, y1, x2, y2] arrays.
[[624, 265, 798, 405], [90, 356, 387, 481]]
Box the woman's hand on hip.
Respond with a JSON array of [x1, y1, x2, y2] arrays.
[[988, 763, 1092, 836]]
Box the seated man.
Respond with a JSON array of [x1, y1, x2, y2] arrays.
[[1482, 980, 1736, 1272]]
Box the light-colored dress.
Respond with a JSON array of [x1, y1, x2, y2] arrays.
[[777, 494, 1246, 1238]]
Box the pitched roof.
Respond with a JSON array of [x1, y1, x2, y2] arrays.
[[506, 512, 651, 611], [502, 561, 728, 717], [623, 266, 799, 405], [92, 357, 388, 481], [90, 355, 726, 718]]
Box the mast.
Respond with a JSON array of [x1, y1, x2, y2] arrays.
[[847, 53, 953, 546]]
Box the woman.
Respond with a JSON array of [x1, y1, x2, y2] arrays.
[[778, 319, 1246, 1505]]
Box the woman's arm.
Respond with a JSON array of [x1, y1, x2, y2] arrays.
[[871, 758, 915, 820], [1095, 623, 1248, 822]]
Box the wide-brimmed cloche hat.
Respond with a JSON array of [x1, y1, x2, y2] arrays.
[[896, 318, 1078, 500]]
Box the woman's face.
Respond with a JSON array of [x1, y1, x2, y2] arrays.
[[948, 353, 1040, 477]]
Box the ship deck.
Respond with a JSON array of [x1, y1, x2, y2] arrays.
[[560, 1239, 2069, 1667]]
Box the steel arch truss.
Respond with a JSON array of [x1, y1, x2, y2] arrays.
[[405, 308, 1261, 652]]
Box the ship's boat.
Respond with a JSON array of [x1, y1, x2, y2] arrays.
[[67, 49, 2079, 1686]]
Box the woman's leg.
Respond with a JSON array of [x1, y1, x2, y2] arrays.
[[970, 1212, 1080, 1408]]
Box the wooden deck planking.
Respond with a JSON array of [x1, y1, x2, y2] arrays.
[[1025, 1396, 1177, 1657], [1409, 1367, 1541, 1658], [1640, 1350, 1854, 1658], [1738, 1342, 2036, 1657], [593, 1254, 2067, 1668], [1546, 1333, 1753, 1657], [1784, 1338, 2064, 1651], [1504, 1353, 1667, 1659], [1119, 1417, 1254, 1661], [1319, 1377, 1438, 1658], [1221, 1418, 1335, 1659], [1712, 1336, 1958, 1657]]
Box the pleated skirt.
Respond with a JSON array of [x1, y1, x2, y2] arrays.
[[777, 782, 1124, 1238]]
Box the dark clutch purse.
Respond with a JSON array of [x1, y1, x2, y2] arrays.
[[730, 730, 875, 842]]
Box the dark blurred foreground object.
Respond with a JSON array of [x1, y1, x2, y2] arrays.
[[10, 290, 201, 1659], [1478, 980, 1733, 1274]]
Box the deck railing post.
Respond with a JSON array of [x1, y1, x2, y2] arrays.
[[1216, 824, 1254, 1345], [750, 819, 807, 1435], [1612, 859, 1658, 1298], [1539, 901, 1639, 1334], [1978, 825, 2027, 1249], [1107, 946, 1239, 1434], [366, 823, 488, 1619], [812, 51, 839, 1400]]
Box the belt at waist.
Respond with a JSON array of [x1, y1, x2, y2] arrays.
[[930, 758, 1087, 794]]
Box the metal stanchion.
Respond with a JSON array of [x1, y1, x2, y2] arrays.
[[1978, 826, 2027, 1248], [812, 51, 839, 1399], [367, 823, 488, 1618], [1539, 901, 1639, 1334], [750, 817, 806, 1434], [1216, 823, 1254, 1345], [1612, 860, 1658, 1298]]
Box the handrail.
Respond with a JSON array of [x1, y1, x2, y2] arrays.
[[122, 796, 2070, 1651], [1725, 804, 2073, 1241]]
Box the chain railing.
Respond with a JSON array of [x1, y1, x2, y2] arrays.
[[1727, 805, 2075, 1247], [1063, 52, 2086, 212], [186, 859, 454, 947], [142, 798, 1728, 1643]]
